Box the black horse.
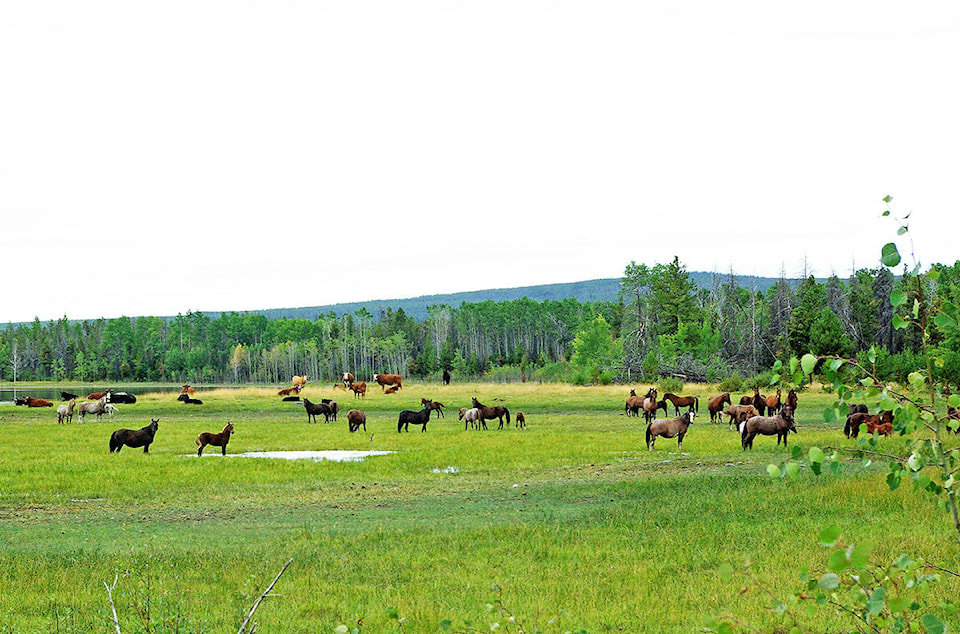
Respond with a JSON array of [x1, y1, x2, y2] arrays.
[[109, 419, 159, 453], [304, 398, 334, 423], [398, 401, 433, 432], [442, 368, 451, 385]]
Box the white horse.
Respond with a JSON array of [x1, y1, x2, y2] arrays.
[[458, 407, 485, 430], [57, 399, 75, 424], [77, 397, 108, 423]]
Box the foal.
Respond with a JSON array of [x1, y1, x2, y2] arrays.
[[196, 422, 235, 456]]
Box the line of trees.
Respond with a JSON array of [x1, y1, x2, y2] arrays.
[[4, 258, 960, 386]]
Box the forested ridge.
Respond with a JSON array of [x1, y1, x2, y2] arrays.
[[4, 258, 959, 386]]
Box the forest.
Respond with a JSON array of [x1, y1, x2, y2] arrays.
[[4, 257, 960, 387]]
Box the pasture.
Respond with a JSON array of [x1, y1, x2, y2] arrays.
[[0, 382, 957, 632]]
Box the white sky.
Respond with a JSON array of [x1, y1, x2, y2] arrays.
[[2, 0, 958, 324]]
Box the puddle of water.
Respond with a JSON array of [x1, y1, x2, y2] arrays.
[[198, 450, 394, 462]]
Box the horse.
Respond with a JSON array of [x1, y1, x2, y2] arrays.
[[646, 411, 696, 451], [515, 411, 526, 429], [57, 399, 75, 424], [384, 385, 400, 394], [398, 401, 433, 432], [740, 407, 797, 450], [641, 389, 659, 424], [663, 393, 699, 417], [848, 403, 868, 416], [60, 391, 78, 401], [196, 422, 234, 456], [350, 381, 367, 398], [24, 396, 54, 407], [442, 369, 451, 385], [277, 385, 302, 396], [109, 419, 159, 453], [373, 373, 402, 391], [707, 393, 732, 424], [786, 388, 798, 411], [347, 409, 366, 432], [77, 398, 108, 423], [765, 388, 782, 415], [845, 410, 893, 438], [104, 403, 119, 422], [723, 404, 759, 431], [304, 398, 334, 424], [421, 398, 445, 418], [321, 398, 339, 421], [459, 407, 485, 430], [751, 387, 767, 416], [471, 397, 510, 430], [625, 391, 643, 417]]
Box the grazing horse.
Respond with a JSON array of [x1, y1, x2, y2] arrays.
[[24, 396, 54, 407], [421, 398, 445, 418], [277, 385, 302, 396], [765, 389, 782, 415], [459, 407, 485, 430], [303, 398, 334, 424], [373, 373, 403, 391], [646, 411, 696, 451], [740, 408, 797, 450], [196, 422, 235, 456], [350, 381, 367, 398], [845, 410, 893, 438], [786, 389, 798, 412], [77, 398, 108, 423], [723, 404, 759, 431], [707, 393, 732, 424], [442, 368, 451, 385], [57, 399, 76, 424], [347, 409, 366, 432], [641, 389, 659, 424], [471, 397, 511, 430], [515, 411, 526, 430], [109, 419, 159, 453], [398, 401, 433, 432], [663, 393, 699, 417], [61, 391, 79, 401]]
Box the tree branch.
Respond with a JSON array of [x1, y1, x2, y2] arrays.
[[237, 558, 293, 634], [104, 574, 122, 634]]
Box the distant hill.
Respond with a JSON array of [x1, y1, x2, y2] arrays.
[[216, 272, 809, 322]]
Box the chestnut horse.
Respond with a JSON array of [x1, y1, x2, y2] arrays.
[[786, 389, 798, 411], [347, 409, 366, 432], [765, 389, 782, 415], [663, 393, 698, 417], [724, 404, 759, 431], [196, 422, 234, 456], [420, 398, 445, 418], [845, 410, 893, 438], [646, 411, 695, 451], [642, 389, 659, 424], [110, 419, 159, 453], [707, 393, 732, 424], [471, 397, 511, 430]]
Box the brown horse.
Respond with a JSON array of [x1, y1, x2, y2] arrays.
[[741, 408, 796, 449], [724, 404, 759, 431], [515, 412, 526, 430], [196, 422, 234, 456], [347, 409, 366, 432], [751, 387, 767, 416], [845, 410, 893, 438], [641, 389, 659, 424], [663, 393, 699, 417], [471, 397, 511, 430], [646, 411, 695, 451], [110, 419, 159, 453], [303, 398, 334, 424], [625, 389, 644, 417], [786, 388, 798, 411], [350, 381, 367, 398], [420, 398, 445, 418], [765, 388, 782, 415], [707, 393, 732, 424]]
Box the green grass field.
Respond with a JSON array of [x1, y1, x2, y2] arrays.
[[1, 382, 957, 633]]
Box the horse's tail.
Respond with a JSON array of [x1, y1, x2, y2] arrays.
[[645, 424, 652, 448], [195, 434, 202, 446], [695, 396, 699, 412], [505, 409, 510, 424]]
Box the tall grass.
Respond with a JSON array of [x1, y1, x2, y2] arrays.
[[0, 382, 956, 632]]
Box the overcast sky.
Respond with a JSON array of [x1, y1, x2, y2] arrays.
[[2, 1, 958, 324]]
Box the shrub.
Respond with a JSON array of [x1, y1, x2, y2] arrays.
[[717, 374, 743, 392], [657, 376, 684, 394]]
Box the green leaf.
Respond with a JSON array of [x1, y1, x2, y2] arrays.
[[335, 626, 349, 634], [948, 394, 960, 408], [868, 346, 877, 364], [818, 573, 841, 590], [801, 353, 818, 375], [785, 462, 801, 480], [819, 525, 841, 546], [767, 464, 781, 478], [849, 542, 871, 569], [934, 313, 958, 330], [893, 315, 910, 330], [913, 298, 921, 319], [883, 195, 893, 203], [881, 242, 901, 267], [440, 619, 452, 632], [809, 446, 825, 464], [867, 587, 886, 616], [827, 550, 849, 572], [890, 289, 907, 307], [772, 359, 783, 372], [922, 614, 945, 634]]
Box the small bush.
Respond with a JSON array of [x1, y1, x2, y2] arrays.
[[717, 375, 743, 392], [657, 376, 684, 394]]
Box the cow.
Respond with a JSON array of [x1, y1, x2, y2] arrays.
[[292, 375, 309, 388], [24, 396, 54, 408], [373, 373, 402, 391], [341, 372, 355, 387], [278, 385, 302, 396], [350, 381, 367, 398]]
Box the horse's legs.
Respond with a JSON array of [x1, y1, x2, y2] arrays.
[[143, 443, 149, 453], [222, 444, 227, 455], [198, 444, 205, 456]]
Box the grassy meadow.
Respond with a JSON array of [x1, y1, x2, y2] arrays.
[[0, 382, 958, 633]]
